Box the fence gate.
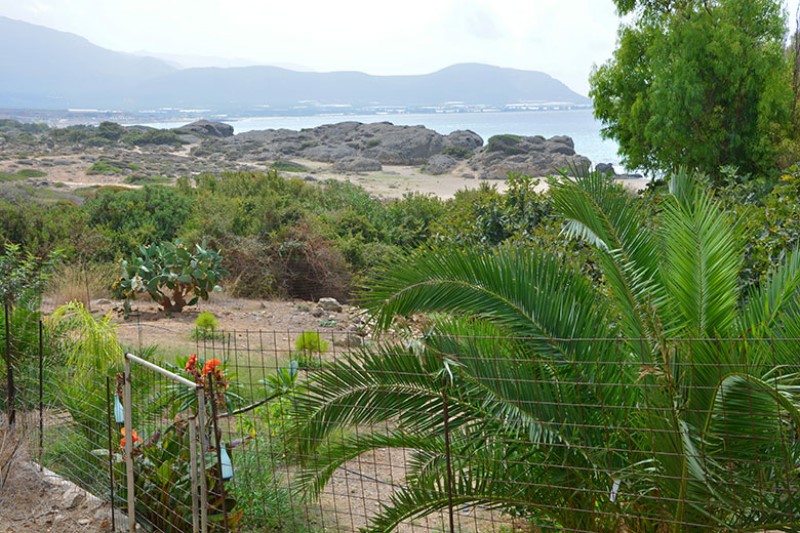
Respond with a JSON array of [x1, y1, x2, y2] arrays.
[[123, 352, 209, 533]]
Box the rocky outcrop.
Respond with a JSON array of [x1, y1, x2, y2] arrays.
[[207, 121, 481, 167], [424, 154, 457, 175], [190, 121, 595, 180], [359, 123, 444, 165], [468, 134, 591, 179], [444, 130, 483, 151], [595, 162, 644, 180], [175, 120, 234, 138], [595, 162, 616, 175]]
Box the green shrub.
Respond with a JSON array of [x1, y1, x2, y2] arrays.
[[120, 128, 184, 147], [195, 311, 219, 331], [441, 145, 473, 159], [295, 331, 329, 353], [270, 160, 307, 173], [97, 121, 125, 141], [193, 311, 221, 340], [15, 169, 47, 178], [486, 134, 524, 155], [0, 172, 25, 182], [86, 161, 124, 174], [84, 185, 193, 255]]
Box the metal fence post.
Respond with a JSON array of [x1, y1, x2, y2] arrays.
[[38, 319, 43, 470], [442, 384, 455, 533], [207, 372, 229, 532], [123, 356, 135, 533], [105, 376, 116, 532], [197, 387, 208, 533], [189, 416, 200, 533]]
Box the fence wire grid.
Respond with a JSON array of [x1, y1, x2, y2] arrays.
[[6, 326, 800, 533]]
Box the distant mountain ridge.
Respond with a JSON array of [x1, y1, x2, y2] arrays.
[[0, 16, 590, 113]]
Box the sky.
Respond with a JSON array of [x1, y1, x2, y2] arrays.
[[1, 0, 799, 97]]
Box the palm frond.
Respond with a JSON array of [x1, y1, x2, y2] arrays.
[[362, 245, 612, 360], [739, 249, 800, 341], [659, 175, 742, 338], [551, 168, 665, 351], [292, 344, 481, 454], [293, 431, 442, 500]]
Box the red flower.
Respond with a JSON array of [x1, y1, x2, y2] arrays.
[[120, 427, 142, 449], [202, 359, 222, 375], [185, 353, 198, 372]]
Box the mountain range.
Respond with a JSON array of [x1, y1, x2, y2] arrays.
[[0, 16, 590, 114]]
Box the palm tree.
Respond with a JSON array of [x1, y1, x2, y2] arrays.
[[290, 170, 800, 532]]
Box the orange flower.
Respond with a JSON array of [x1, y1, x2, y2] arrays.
[[202, 359, 222, 375], [120, 427, 142, 449], [185, 353, 198, 372]]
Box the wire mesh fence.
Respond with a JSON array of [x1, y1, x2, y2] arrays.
[[5, 326, 800, 532]]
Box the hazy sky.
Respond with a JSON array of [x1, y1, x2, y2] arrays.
[[1, 0, 799, 96]]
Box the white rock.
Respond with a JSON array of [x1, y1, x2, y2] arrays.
[[318, 297, 343, 312]]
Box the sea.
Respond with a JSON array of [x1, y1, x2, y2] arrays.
[[145, 108, 624, 171]]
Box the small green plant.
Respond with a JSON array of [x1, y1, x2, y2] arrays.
[[86, 161, 124, 174], [486, 134, 524, 155], [270, 160, 307, 173], [441, 145, 473, 159], [293, 332, 328, 369], [195, 311, 218, 331], [0, 172, 24, 182], [116, 240, 227, 313], [192, 312, 220, 340], [15, 168, 47, 178], [294, 331, 329, 353]]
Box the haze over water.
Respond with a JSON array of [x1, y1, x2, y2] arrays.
[[146, 108, 625, 172]]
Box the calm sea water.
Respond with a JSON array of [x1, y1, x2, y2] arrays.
[[145, 108, 624, 170]]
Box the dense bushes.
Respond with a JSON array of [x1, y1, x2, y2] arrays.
[[84, 185, 193, 255], [48, 122, 184, 148], [5, 165, 800, 303]]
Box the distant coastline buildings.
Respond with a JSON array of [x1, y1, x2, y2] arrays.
[[0, 100, 593, 127]]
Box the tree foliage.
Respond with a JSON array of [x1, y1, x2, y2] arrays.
[[290, 169, 800, 532], [591, 0, 792, 179]]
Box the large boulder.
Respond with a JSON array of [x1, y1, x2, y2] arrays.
[[360, 123, 445, 165], [318, 297, 343, 312], [175, 120, 234, 138], [424, 154, 457, 175], [444, 130, 483, 151], [596, 163, 616, 175], [470, 134, 591, 179]]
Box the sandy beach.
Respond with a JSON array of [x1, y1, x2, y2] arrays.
[[0, 147, 650, 201]]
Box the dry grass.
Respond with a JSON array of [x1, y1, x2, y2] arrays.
[[46, 263, 116, 310]]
